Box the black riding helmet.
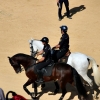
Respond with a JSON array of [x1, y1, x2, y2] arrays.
[[60, 25, 68, 32], [41, 37, 49, 43]]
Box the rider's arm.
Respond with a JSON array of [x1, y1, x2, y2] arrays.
[[37, 50, 43, 57], [37, 57, 45, 63], [54, 44, 60, 48], [37, 45, 49, 63]]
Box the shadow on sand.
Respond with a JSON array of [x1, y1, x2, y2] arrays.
[[62, 5, 86, 19], [32, 81, 80, 100]]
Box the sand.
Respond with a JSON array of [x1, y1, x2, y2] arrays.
[[0, 0, 100, 99]]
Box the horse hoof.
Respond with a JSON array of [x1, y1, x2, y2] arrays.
[[59, 96, 63, 100], [31, 96, 37, 100], [31, 94, 37, 100], [54, 89, 59, 94]]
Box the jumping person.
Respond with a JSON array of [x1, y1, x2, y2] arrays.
[[35, 37, 52, 83], [57, 0, 70, 21], [52, 25, 69, 63]]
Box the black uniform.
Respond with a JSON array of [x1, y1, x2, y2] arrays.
[[35, 44, 52, 70], [58, 0, 70, 19], [54, 33, 69, 62]]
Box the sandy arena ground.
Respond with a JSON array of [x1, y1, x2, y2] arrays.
[[0, 0, 100, 99]]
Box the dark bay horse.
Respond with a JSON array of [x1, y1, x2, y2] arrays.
[[8, 53, 87, 100]]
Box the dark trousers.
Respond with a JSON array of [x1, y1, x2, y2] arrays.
[[35, 59, 51, 82], [35, 59, 51, 71], [53, 49, 68, 63], [58, 0, 70, 18]]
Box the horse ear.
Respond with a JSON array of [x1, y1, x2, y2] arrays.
[[8, 57, 15, 65], [28, 38, 34, 43], [31, 37, 34, 40], [8, 57, 12, 64], [8, 57, 10, 59], [28, 40, 31, 43]]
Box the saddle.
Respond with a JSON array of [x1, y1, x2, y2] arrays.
[[41, 61, 55, 77], [40, 50, 71, 76], [34, 61, 55, 77], [59, 50, 71, 63]]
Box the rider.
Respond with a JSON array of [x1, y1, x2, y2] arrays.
[[35, 37, 52, 83], [52, 25, 69, 63]]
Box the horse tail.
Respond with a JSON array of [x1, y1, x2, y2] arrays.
[[72, 68, 87, 98], [88, 56, 100, 86]]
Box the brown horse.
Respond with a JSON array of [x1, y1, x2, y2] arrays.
[[8, 53, 87, 100]]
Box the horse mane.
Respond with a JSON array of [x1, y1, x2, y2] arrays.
[[12, 53, 38, 60]]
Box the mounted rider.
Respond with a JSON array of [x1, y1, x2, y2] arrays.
[[35, 37, 52, 83], [52, 25, 70, 63]]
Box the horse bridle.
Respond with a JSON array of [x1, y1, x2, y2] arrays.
[[8, 57, 24, 73], [30, 40, 38, 57]]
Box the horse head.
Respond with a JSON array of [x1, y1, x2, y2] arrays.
[[8, 57, 23, 73], [28, 38, 44, 57]]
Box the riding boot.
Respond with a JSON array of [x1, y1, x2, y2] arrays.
[[35, 70, 44, 83]]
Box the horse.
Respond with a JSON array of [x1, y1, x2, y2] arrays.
[[8, 53, 88, 100], [29, 38, 100, 98]]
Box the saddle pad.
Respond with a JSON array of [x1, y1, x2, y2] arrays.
[[33, 63, 54, 77], [42, 63, 54, 77]]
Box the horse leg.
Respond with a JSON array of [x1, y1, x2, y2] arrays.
[[71, 68, 88, 99], [79, 73, 94, 97], [33, 82, 38, 97], [58, 80, 67, 100], [54, 81, 60, 94], [23, 79, 37, 99], [59, 87, 67, 100], [48, 81, 60, 95], [74, 75, 88, 100]]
